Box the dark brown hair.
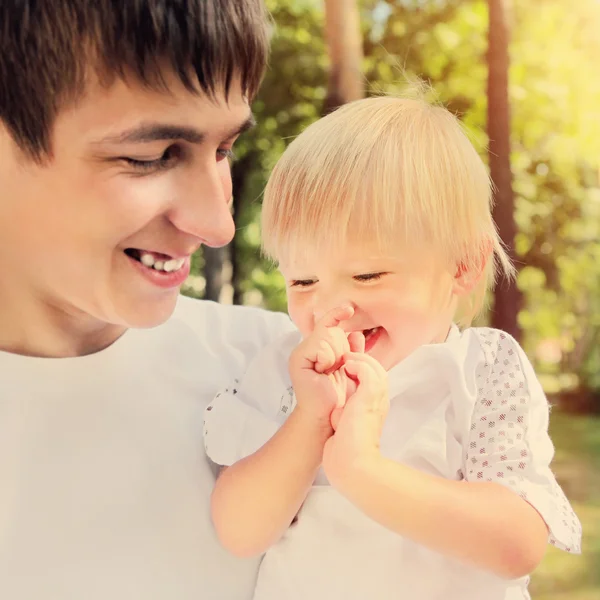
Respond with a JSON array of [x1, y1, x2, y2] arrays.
[[0, 0, 270, 161]]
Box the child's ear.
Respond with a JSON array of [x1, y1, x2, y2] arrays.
[[453, 241, 493, 295]]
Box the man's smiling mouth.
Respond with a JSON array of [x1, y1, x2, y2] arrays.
[[124, 249, 186, 273]]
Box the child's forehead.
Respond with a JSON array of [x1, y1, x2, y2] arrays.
[[277, 240, 434, 274]]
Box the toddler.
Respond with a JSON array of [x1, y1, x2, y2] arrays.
[[203, 93, 581, 600]]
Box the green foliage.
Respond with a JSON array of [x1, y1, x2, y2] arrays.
[[508, 0, 600, 394], [196, 0, 600, 400], [222, 0, 328, 313], [530, 412, 600, 599], [191, 4, 600, 589]]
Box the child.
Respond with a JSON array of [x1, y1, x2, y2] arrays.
[[203, 93, 581, 600]]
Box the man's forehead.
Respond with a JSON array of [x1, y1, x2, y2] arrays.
[[59, 70, 252, 146]]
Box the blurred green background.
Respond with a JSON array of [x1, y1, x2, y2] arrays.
[[182, 1, 600, 595]]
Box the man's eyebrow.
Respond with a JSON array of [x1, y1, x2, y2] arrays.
[[229, 114, 256, 138], [94, 114, 256, 145]]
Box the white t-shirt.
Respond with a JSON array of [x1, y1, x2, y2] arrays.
[[0, 295, 293, 600], [204, 326, 582, 600]]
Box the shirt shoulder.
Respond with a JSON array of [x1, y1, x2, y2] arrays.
[[463, 327, 539, 394], [461, 330, 582, 553], [172, 295, 295, 355], [466, 327, 520, 366]]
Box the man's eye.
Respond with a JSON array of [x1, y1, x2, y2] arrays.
[[290, 279, 316, 288], [354, 272, 386, 282], [217, 147, 236, 162], [122, 146, 179, 172]]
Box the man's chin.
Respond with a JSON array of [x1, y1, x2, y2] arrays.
[[119, 293, 180, 329]]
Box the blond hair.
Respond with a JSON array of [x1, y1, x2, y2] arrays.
[[261, 92, 514, 324]]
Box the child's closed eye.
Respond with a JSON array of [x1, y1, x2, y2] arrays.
[[290, 279, 317, 288], [354, 272, 387, 282]]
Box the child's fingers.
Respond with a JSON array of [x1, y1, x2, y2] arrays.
[[330, 370, 346, 408], [345, 373, 358, 399], [316, 328, 350, 374], [347, 331, 365, 353], [343, 354, 388, 402], [343, 351, 387, 378], [316, 304, 354, 329], [291, 322, 351, 376], [330, 406, 343, 431], [327, 326, 351, 357], [315, 341, 336, 373], [343, 358, 379, 387]]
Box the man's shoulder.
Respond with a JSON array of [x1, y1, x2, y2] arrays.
[[170, 294, 295, 353], [173, 294, 292, 330]]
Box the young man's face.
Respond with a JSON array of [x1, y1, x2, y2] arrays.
[[0, 70, 251, 330]]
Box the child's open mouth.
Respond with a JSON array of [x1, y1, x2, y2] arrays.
[[362, 326, 382, 352], [124, 248, 186, 273]]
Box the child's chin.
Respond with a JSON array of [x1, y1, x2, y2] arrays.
[[368, 348, 394, 371], [378, 344, 420, 370]]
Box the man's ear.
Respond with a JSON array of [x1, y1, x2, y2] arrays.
[[453, 240, 493, 295]]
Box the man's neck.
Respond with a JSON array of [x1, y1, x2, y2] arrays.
[[0, 289, 126, 358]]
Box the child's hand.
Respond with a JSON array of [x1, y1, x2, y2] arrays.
[[329, 331, 365, 431], [322, 352, 389, 484], [289, 305, 358, 428]]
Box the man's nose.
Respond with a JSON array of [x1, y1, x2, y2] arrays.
[[167, 164, 235, 248]]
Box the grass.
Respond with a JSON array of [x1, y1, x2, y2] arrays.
[[529, 411, 600, 599]]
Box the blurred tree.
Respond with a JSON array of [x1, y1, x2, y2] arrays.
[[230, 153, 255, 306], [203, 246, 227, 302], [196, 0, 327, 309], [187, 0, 600, 408], [510, 0, 600, 404], [229, 0, 328, 311], [323, 0, 364, 113], [487, 0, 521, 340]]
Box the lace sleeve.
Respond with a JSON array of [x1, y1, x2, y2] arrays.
[[464, 329, 582, 553], [202, 330, 299, 467]]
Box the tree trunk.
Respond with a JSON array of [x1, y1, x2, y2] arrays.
[[230, 153, 255, 305], [230, 191, 243, 306], [487, 0, 521, 340], [323, 0, 364, 115], [203, 245, 227, 302]]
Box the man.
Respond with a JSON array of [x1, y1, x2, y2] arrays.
[[0, 1, 292, 598]]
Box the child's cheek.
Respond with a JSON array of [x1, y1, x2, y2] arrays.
[[287, 298, 313, 337]]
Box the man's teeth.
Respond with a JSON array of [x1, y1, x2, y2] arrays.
[[139, 252, 185, 272], [140, 253, 155, 267]]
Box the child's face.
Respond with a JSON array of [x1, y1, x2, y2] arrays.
[[280, 243, 458, 371]]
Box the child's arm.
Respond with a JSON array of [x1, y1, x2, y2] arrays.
[[211, 407, 332, 557], [324, 345, 579, 580], [329, 451, 548, 579], [210, 305, 357, 557]]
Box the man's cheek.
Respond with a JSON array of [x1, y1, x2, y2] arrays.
[[219, 163, 233, 199]]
